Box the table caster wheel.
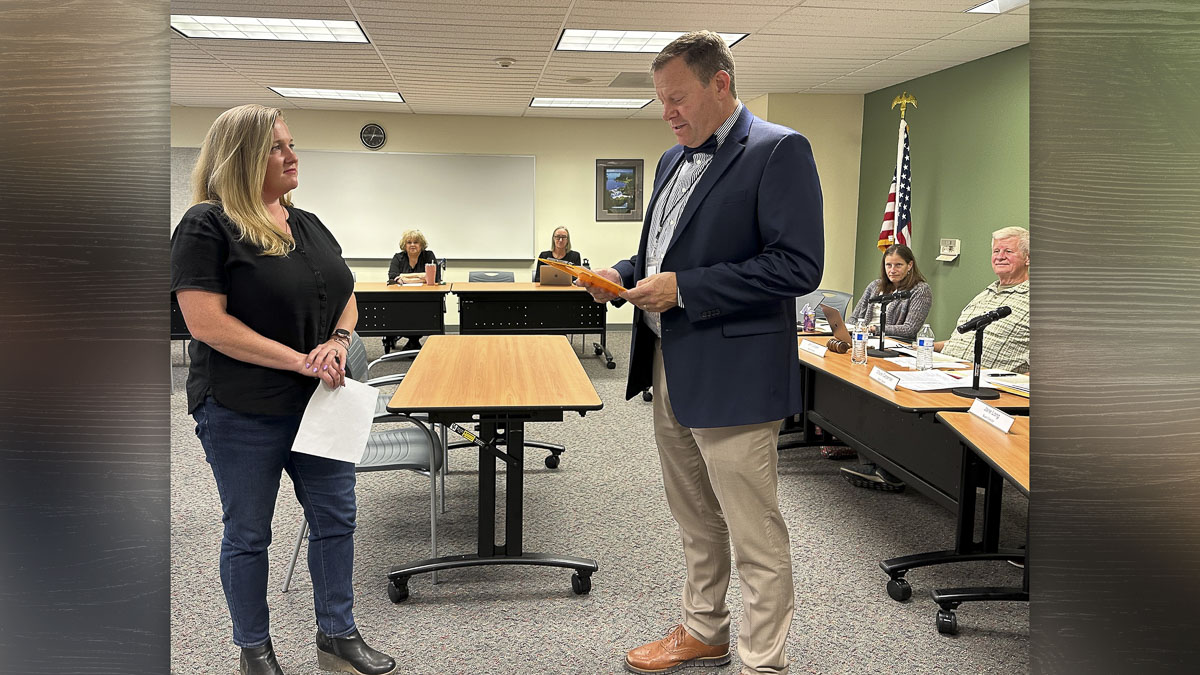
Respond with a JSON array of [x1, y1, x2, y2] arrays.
[[594, 346, 603, 355], [606, 360, 616, 369], [387, 577, 409, 603], [886, 577, 912, 602], [545, 454, 560, 469], [936, 609, 958, 635], [571, 572, 592, 595], [642, 390, 653, 402]]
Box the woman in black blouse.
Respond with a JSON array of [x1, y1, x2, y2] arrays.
[[384, 229, 437, 352], [171, 105, 395, 675], [533, 226, 583, 281]]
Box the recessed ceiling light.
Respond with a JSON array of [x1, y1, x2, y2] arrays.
[[965, 0, 1029, 13], [170, 15, 369, 42], [270, 87, 403, 102], [530, 98, 651, 109], [555, 30, 748, 53]]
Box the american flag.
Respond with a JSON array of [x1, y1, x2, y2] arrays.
[[877, 118, 912, 251]]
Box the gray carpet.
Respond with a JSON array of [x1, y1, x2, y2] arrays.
[[170, 331, 1028, 674]]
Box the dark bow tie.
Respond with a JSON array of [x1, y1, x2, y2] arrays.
[[682, 135, 718, 161]]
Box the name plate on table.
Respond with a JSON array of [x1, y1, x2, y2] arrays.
[[869, 366, 899, 391], [969, 398, 1015, 433], [799, 339, 828, 357]]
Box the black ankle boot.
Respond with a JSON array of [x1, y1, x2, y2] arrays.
[[315, 629, 396, 675], [240, 639, 285, 675]]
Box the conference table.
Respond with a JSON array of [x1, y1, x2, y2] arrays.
[[353, 282, 451, 344], [794, 339, 1029, 624], [795, 339, 1029, 511], [902, 412, 1027, 635], [451, 282, 615, 369], [384, 334, 603, 602]]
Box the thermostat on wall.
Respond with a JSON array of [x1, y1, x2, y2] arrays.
[[936, 238, 960, 262], [360, 123, 386, 150]]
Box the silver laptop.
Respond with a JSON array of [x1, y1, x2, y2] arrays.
[[538, 265, 573, 286], [819, 304, 853, 344]]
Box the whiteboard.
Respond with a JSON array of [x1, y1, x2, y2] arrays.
[[171, 147, 536, 260]]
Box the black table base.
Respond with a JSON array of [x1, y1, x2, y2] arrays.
[[385, 415, 598, 602]]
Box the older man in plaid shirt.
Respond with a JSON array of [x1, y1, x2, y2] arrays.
[[938, 226, 1030, 374]]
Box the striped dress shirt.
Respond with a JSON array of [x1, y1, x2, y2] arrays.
[[643, 102, 743, 338]]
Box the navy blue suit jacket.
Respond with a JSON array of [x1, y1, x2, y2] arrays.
[[614, 106, 824, 428]]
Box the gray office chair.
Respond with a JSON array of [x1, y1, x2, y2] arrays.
[[796, 288, 853, 320], [468, 270, 515, 282], [281, 332, 445, 592]]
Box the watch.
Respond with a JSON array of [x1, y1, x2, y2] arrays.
[[332, 328, 351, 342]]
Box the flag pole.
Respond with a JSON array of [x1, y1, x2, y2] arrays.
[[877, 92, 917, 251]]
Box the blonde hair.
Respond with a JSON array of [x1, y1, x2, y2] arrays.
[[191, 104, 294, 256], [400, 229, 428, 252], [549, 227, 571, 254]]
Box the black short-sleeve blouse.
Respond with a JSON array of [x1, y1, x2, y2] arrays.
[[170, 203, 354, 415]]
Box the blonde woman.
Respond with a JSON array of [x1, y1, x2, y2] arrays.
[[171, 104, 395, 675], [533, 226, 583, 281], [385, 229, 437, 351]]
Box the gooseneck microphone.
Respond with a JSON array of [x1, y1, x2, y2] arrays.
[[951, 306, 1012, 400], [868, 288, 914, 304], [866, 288, 913, 358], [956, 306, 1012, 334]]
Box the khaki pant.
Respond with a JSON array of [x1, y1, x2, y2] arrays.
[[651, 341, 794, 675]]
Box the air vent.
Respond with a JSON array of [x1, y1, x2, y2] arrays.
[[609, 71, 654, 88]]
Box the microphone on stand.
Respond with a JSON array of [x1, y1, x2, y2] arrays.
[[956, 306, 1011, 334], [868, 289, 913, 304], [950, 306, 1012, 400], [866, 289, 913, 358]]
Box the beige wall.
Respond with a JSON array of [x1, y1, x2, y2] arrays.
[[172, 100, 861, 324], [754, 93, 864, 294]]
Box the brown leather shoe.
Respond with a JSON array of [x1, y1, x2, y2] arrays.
[[624, 624, 731, 674]]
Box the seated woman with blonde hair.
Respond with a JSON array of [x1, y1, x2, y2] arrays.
[[384, 229, 437, 352], [533, 226, 583, 282]]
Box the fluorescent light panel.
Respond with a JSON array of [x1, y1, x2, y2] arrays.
[[556, 30, 747, 53], [170, 15, 368, 42], [271, 87, 403, 102], [965, 0, 1029, 13], [530, 98, 650, 109]]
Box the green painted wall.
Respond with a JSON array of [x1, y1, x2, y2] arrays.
[[854, 45, 1028, 339]]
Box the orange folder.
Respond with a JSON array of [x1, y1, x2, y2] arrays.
[[538, 258, 627, 296]]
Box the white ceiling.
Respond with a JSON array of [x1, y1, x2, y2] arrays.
[[170, 0, 1028, 119]]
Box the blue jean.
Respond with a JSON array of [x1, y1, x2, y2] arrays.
[[193, 396, 358, 647]]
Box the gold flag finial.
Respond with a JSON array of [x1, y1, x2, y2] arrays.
[[891, 92, 917, 119]]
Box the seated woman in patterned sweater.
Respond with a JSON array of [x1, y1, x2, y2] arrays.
[[845, 243, 932, 342]]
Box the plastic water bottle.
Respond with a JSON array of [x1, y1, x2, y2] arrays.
[[851, 317, 869, 365], [915, 324, 935, 371]]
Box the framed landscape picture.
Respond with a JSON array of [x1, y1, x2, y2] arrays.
[[596, 159, 644, 221]]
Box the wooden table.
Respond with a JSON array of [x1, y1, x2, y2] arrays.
[[353, 282, 451, 343], [891, 412, 1029, 635], [451, 282, 614, 369], [795, 341, 1029, 511], [384, 334, 603, 601]]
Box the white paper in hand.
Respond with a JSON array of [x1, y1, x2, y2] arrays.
[[290, 378, 378, 464]]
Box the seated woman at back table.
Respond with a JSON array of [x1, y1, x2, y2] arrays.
[[385, 229, 437, 352], [533, 226, 582, 282], [845, 244, 932, 341]]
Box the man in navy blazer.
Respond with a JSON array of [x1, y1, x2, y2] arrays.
[[581, 31, 823, 675]]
